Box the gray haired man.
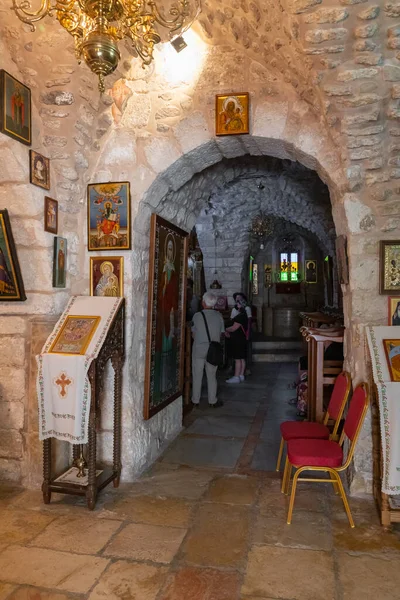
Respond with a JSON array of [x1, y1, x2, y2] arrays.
[[191, 291, 225, 408]]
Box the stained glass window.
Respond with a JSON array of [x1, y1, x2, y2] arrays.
[[280, 252, 298, 281], [290, 252, 298, 281], [253, 264, 258, 295], [280, 253, 288, 281]]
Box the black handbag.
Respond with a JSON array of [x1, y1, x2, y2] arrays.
[[201, 311, 224, 367]]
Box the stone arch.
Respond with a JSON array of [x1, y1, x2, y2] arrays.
[[130, 133, 346, 395]]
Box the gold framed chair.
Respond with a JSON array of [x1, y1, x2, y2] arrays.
[[282, 383, 369, 528], [276, 371, 351, 472]]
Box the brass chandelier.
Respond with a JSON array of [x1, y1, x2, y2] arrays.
[[12, 0, 198, 92], [249, 211, 273, 250]]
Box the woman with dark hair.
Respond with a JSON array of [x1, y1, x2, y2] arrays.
[[392, 301, 400, 326], [225, 296, 248, 383]]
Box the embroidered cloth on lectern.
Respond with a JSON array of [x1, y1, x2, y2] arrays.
[[366, 326, 400, 495], [37, 296, 122, 444]]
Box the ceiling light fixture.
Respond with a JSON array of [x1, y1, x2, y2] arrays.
[[249, 211, 273, 250], [12, 0, 200, 93]]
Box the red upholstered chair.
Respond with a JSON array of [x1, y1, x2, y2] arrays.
[[276, 371, 351, 472], [282, 383, 369, 528]]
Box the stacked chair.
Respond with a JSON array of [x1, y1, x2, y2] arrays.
[[279, 380, 369, 528], [276, 371, 351, 472]]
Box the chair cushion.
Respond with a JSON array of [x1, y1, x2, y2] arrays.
[[287, 439, 343, 468], [280, 421, 329, 441]]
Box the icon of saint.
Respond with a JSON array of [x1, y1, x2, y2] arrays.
[[57, 239, 66, 286], [219, 97, 245, 133], [11, 83, 24, 133], [95, 261, 119, 297], [0, 246, 16, 296]]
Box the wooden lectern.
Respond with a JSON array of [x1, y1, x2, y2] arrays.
[[42, 300, 125, 510]]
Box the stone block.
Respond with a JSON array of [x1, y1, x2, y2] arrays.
[[358, 6, 380, 19], [366, 172, 390, 186], [337, 68, 378, 81], [355, 53, 382, 66], [43, 135, 68, 147], [304, 8, 349, 23], [101, 130, 137, 169], [0, 184, 44, 218], [347, 135, 382, 148], [384, 4, 400, 18], [323, 85, 352, 96], [388, 25, 400, 37], [11, 218, 54, 248], [173, 112, 211, 154], [384, 65, 400, 81], [305, 28, 347, 43], [40, 90, 74, 105], [0, 147, 28, 182], [355, 24, 378, 38], [365, 157, 384, 170], [254, 101, 288, 140], [155, 106, 181, 120], [337, 94, 380, 107], [304, 45, 344, 55], [347, 124, 384, 135], [0, 402, 24, 430], [144, 137, 181, 174], [353, 40, 377, 51], [17, 247, 53, 291], [120, 94, 151, 129], [349, 146, 382, 160], [0, 430, 22, 459], [0, 292, 59, 317], [0, 338, 25, 368], [0, 317, 26, 335], [0, 368, 26, 403], [0, 458, 21, 483], [45, 77, 71, 88]]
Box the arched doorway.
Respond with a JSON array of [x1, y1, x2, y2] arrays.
[[122, 133, 371, 489]]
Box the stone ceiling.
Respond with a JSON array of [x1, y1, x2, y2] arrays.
[[193, 155, 335, 257], [0, 0, 396, 208]]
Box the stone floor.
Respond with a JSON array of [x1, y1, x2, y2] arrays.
[[0, 363, 400, 599]]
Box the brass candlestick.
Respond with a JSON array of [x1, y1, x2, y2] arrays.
[[74, 445, 87, 478]]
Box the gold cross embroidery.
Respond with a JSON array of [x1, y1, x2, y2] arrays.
[[54, 372, 73, 398]]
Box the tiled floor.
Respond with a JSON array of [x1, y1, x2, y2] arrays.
[[0, 363, 399, 599]]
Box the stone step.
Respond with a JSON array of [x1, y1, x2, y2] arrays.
[[252, 349, 301, 363], [252, 340, 303, 351]]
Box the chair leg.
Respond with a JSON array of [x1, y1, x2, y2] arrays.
[[281, 456, 289, 494], [287, 468, 300, 524], [284, 462, 292, 496], [329, 471, 340, 495], [276, 437, 284, 472], [333, 471, 355, 528]]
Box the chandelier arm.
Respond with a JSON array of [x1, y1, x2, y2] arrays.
[[125, 23, 158, 64], [55, 2, 85, 37], [11, 0, 53, 30], [146, 0, 189, 31]]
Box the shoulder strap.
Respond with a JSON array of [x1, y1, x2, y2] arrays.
[[201, 311, 211, 342]]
